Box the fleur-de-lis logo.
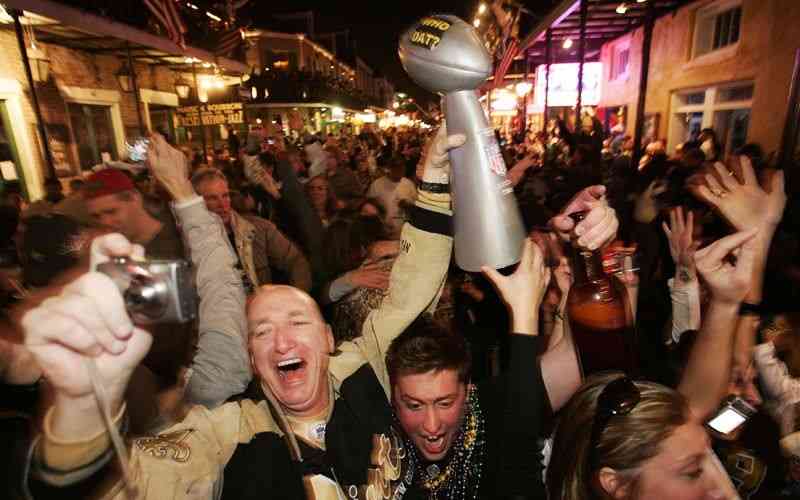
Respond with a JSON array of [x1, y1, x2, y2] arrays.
[[134, 429, 194, 463]]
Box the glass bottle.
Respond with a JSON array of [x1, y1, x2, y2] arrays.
[[566, 212, 638, 377]]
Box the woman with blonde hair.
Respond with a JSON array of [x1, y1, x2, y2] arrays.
[[547, 225, 761, 500], [547, 374, 736, 500]]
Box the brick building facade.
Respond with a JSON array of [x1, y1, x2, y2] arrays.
[[598, 0, 800, 156]]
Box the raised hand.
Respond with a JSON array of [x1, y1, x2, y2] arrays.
[[691, 156, 786, 232], [260, 168, 282, 200], [420, 124, 467, 184], [23, 274, 150, 398], [550, 185, 619, 250], [694, 228, 758, 305], [146, 132, 194, 201], [482, 238, 551, 335], [21, 233, 151, 438], [633, 179, 668, 224], [530, 230, 572, 297], [507, 154, 539, 187], [662, 206, 699, 270], [347, 262, 391, 291]]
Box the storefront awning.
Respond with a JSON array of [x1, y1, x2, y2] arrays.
[[520, 0, 691, 64], [1, 0, 248, 74]]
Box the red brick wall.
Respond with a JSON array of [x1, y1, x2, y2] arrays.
[[0, 29, 178, 196]]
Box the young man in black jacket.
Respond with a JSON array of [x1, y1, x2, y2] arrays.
[[375, 238, 551, 500]]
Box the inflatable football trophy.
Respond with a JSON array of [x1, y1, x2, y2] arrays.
[[398, 15, 525, 271]]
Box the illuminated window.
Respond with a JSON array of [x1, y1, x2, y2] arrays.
[[265, 50, 295, 71], [668, 82, 753, 156], [692, 1, 742, 59]]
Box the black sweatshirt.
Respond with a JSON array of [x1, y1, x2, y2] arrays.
[[401, 334, 548, 500]]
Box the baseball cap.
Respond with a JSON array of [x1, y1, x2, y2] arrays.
[[84, 168, 136, 200]]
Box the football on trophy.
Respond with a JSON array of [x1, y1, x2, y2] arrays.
[[398, 15, 492, 95]]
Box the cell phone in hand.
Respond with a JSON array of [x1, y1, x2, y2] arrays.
[[126, 138, 150, 163], [706, 396, 756, 436]]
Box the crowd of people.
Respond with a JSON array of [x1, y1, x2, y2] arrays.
[[1, 109, 800, 500]]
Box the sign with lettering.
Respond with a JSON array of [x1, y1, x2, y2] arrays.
[[409, 16, 451, 50], [175, 102, 244, 127]]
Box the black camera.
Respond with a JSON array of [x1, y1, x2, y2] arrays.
[[97, 257, 197, 325]]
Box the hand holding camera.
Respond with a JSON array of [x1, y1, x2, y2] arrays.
[[22, 234, 153, 439]]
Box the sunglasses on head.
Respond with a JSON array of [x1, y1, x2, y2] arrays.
[[588, 376, 641, 471]]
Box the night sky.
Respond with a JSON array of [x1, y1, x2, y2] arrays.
[[244, 0, 475, 104]]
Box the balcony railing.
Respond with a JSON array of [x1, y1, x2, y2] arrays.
[[248, 70, 386, 109]]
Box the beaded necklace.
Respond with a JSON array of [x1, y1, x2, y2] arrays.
[[403, 385, 486, 499]]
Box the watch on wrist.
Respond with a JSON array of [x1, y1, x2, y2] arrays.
[[738, 302, 766, 316]]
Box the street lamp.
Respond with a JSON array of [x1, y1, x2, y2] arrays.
[[478, 3, 487, 15], [562, 38, 573, 49], [473, 18, 480, 28], [116, 62, 133, 92], [27, 46, 51, 83], [174, 75, 191, 99]]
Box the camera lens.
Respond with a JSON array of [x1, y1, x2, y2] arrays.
[[124, 277, 168, 320]]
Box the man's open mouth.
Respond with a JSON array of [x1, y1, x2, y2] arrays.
[[421, 434, 446, 455], [276, 358, 306, 380]]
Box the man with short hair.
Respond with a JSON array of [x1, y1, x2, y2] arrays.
[[385, 240, 549, 498], [324, 148, 363, 200], [191, 167, 312, 293], [83, 167, 190, 400], [367, 155, 417, 239], [84, 168, 184, 260]]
